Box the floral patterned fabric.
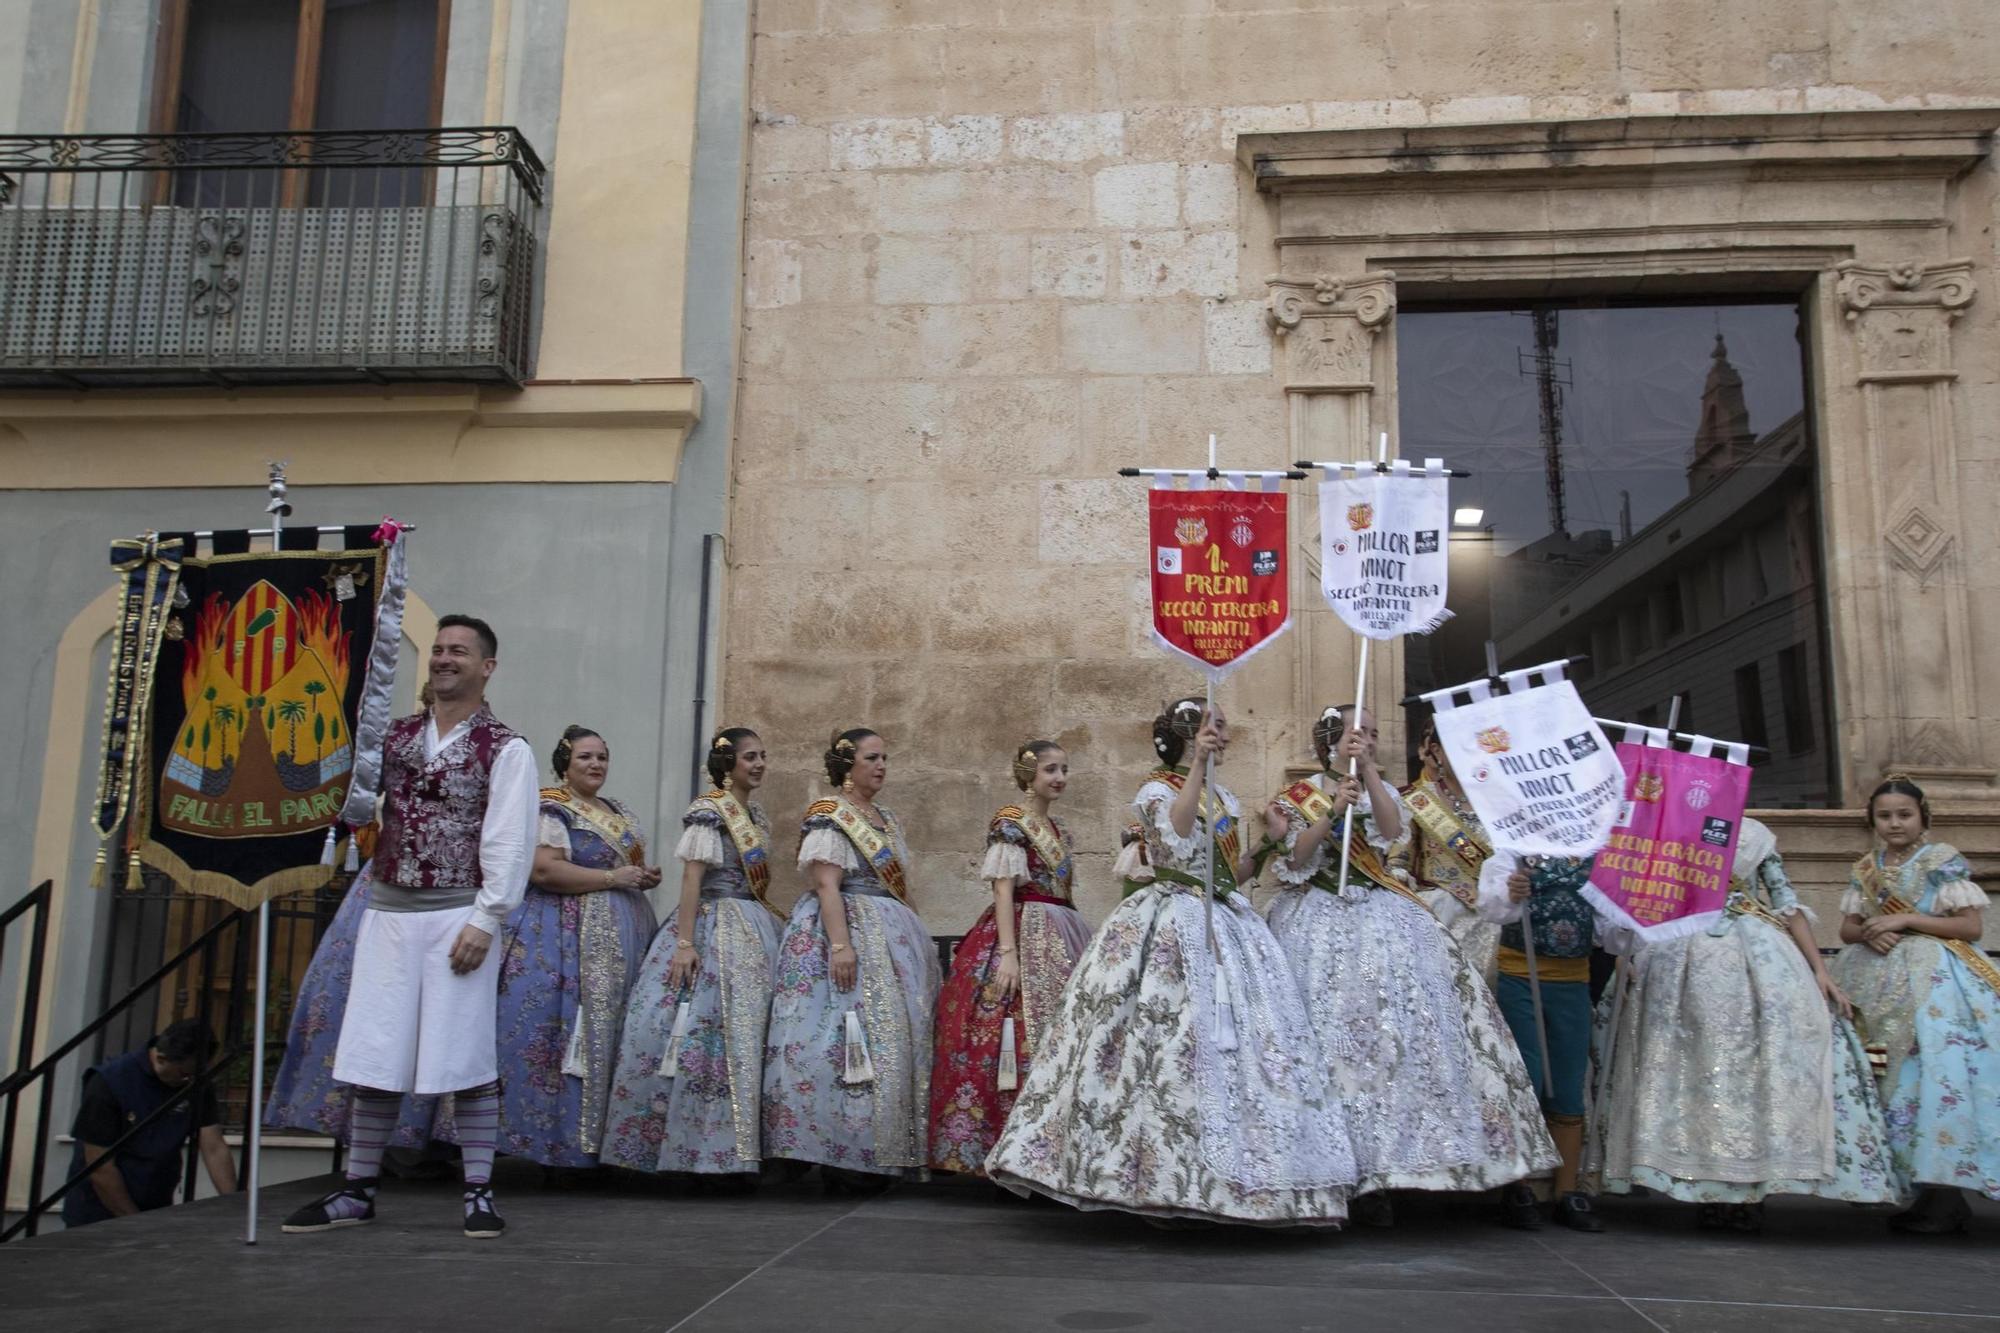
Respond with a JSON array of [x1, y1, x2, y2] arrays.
[[985, 777, 1356, 1225], [1832, 840, 2000, 1200], [929, 811, 1091, 1175], [1593, 834, 1902, 1204], [762, 804, 940, 1178], [492, 794, 657, 1167], [602, 801, 781, 1174], [262, 864, 455, 1145], [1265, 774, 1555, 1195], [1500, 855, 1598, 959]]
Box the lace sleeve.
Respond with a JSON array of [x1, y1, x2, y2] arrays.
[[675, 821, 727, 867], [979, 841, 1030, 883], [1269, 802, 1321, 887], [536, 809, 571, 853], [1934, 879, 1991, 912], [1839, 886, 1866, 917], [798, 820, 861, 874], [1137, 782, 1204, 868]]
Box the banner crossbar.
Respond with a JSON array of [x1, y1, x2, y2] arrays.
[[1402, 655, 1590, 708], [1592, 717, 1765, 763], [1117, 466, 1306, 480], [1298, 458, 1469, 479]]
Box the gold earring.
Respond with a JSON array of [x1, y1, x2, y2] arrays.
[[841, 777, 855, 793]]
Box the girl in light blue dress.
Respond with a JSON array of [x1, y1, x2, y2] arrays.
[[1833, 776, 1998, 1234]]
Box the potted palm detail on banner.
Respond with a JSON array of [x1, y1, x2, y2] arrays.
[[1303, 433, 1455, 893], [1120, 436, 1302, 953]]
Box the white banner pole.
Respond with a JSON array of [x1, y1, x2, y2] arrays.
[[1332, 430, 1391, 894]]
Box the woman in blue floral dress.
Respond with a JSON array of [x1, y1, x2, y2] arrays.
[[1833, 776, 1998, 1234], [601, 728, 782, 1180], [493, 726, 661, 1168], [762, 728, 940, 1191]]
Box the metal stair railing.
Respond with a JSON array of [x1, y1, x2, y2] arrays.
[[0, 901, 249, 1240]]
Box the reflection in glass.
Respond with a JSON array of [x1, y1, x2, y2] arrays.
[[1398, 302, 1831, 807]]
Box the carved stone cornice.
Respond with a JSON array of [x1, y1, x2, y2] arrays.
[[1834, 259, 1976, 321], [1833, 259, 1977, 383], [1265, 272, 1395, 392]]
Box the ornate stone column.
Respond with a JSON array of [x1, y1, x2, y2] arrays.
[[1265, 272, 1400, 768], [1829, 258, 1992, 797]]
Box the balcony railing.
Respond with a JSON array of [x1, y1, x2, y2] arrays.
[[0, 127, 544, 388]]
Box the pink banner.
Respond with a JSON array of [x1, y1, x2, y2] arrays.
[[1583, 742, 1750, 941]]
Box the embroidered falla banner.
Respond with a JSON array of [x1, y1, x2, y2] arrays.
[[138, 542, 385, 906], [1582, 735, 1752, 942], [1146, 484, 1290, 680], [1429, 671, 1624, 862], [1318, 460, 1451, 638]]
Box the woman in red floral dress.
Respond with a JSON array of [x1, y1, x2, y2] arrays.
[[928, 741, 1092, 1175]]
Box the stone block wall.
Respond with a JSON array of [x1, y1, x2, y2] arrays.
[[726, 1, 2000, 931]]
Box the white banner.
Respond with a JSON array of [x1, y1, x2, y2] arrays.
[[1319, 462, 1451, 639], [1431, 677, 1623, 862]]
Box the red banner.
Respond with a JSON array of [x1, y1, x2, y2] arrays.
[[1148, 487, 1290, 680]]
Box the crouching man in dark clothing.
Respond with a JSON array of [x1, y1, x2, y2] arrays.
[[62, 1020, 237, 1227]]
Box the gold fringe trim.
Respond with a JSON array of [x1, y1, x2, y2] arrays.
[[137, 840, 334, 910]]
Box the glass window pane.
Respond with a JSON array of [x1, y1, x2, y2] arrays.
[[1399, 301, 1832, 807], [309, 0, 442, 206], [173, 0, 301, 206]]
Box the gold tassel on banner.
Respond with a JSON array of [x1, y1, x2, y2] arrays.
[[91, 846, 109, 890], [842, 1009, 876, 1086], [996, 1016, 1018, 1092], [126, 851, 145, 890]]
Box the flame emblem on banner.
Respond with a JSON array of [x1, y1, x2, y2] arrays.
[[1633, 773, 1665, 803], [1346, 503, 1374, 532], [1475, 726, 1512, 754], [1175, 516, 1208, 546]]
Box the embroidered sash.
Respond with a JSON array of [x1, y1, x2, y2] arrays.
[[806, 796, 908, 901], [1403, 780, 1491, 911], [1856, 854, 2000, 998], [1145, 768, 1240, 890], [1276, 777, 1414, 904], [542, 787, 644, 865], [992, 805, 1073, 897], [702, 788, 773, 908]]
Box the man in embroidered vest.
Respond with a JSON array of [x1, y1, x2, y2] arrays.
[[284, 614, 536, 1240]]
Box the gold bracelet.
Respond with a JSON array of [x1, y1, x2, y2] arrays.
[[602, 869, 614, 888], [997, 945, 1017, 954]]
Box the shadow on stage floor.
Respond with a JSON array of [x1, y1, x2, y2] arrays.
[[2, 1160, 1995, 1332]]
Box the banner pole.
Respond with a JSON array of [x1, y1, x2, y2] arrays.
[[1201, 432, 1218, 956], [1483, 637, 1554, 1103], [1203, 675, 1216, 955], [1332, 430, 1391, 894], [245, 463, 289, 1246]]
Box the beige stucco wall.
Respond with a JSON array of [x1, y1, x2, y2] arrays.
[[726, 0, 2000, 934]]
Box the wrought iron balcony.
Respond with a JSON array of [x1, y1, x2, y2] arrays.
[[0, 127, 543, 388]]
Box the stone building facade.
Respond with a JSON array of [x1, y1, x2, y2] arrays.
[[726, 1, 2000, 932]]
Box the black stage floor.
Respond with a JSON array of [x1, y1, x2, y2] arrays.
[[3, 1162, 1995, 1331]]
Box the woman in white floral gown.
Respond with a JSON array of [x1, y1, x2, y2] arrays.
[[986, 698, 1357, 1226], [1265, 705, 1556, 1229], [1593, 817, 1903, 1230]]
